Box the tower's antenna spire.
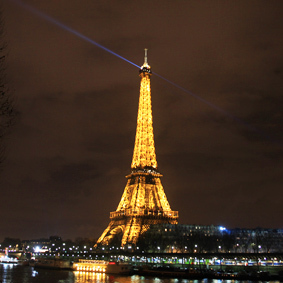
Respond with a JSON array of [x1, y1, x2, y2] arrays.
[[140, 48, 151, 73], [144, 48, 148, 64]]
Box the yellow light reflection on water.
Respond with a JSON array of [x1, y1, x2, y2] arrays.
[[74, 271, 107, 283], [73, 272, 152, 283]]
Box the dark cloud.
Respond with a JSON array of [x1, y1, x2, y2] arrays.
[[0, 0, 282, 240]]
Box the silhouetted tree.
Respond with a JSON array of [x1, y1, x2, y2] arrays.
[[203, 235, 219, 252], [0, 7, 15, 169], [261, 231, 274, 253], [220, 232, 235, 252], [74, 237, 96, 249], [1, 237, 22, 249]]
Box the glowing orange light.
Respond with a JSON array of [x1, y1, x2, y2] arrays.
[[95, 51, 178, 247]]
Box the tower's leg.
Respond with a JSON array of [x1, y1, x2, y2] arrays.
[[95, 221, 115, 246], [121, 217, 143, 246]]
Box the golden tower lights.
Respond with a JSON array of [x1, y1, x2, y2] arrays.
[[95, 50, 178, 247]]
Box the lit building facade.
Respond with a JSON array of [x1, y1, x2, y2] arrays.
[[136, 224, 283, 253]]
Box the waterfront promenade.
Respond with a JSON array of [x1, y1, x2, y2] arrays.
[[2, 251, 283, 281]]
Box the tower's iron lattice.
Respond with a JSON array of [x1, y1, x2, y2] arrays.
[[96, 50, 178, 247]]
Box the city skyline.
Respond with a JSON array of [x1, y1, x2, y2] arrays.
[[1, 0, 282, 241]]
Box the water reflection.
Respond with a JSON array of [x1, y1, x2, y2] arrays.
[[0, 265, 281, 283], [32, 269, 38, 277], [73, 273, 220, 283], [73, 272, 174, 283], [0, 263, 33, 283], [74, 271, 107, 283]]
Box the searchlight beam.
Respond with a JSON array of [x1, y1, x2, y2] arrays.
[[8, 0, 279, 144]]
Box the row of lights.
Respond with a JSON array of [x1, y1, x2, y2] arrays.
[[74, 265, 106, 272]]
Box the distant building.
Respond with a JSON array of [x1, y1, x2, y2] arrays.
[[136, 224, 283, 253], [230, 227, 283, 253]]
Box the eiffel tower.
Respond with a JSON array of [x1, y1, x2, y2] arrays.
[[96, 50, 178, 247]]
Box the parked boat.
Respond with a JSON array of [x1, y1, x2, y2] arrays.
[[138, 266, 281, 281], [73, 259, 131, 274], [30, 258, 73, 270], [0, 256, 18, 264], [138, 266, 206, 279]]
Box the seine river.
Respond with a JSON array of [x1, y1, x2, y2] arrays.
[[0, 264, 281, 283]]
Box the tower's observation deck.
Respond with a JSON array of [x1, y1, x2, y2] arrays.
[[95, 50, 178, 247]]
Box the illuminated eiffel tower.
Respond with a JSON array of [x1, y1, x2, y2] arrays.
[[96, 50, 178, 247]]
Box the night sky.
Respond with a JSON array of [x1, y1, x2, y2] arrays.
[[1, 0, 282, 241]]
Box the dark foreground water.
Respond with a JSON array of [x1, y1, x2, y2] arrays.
[[0, 263, 281, 283]]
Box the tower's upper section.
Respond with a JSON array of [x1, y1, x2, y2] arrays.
[[131, 50, 157, 171], [139, 48, 152, 75]]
